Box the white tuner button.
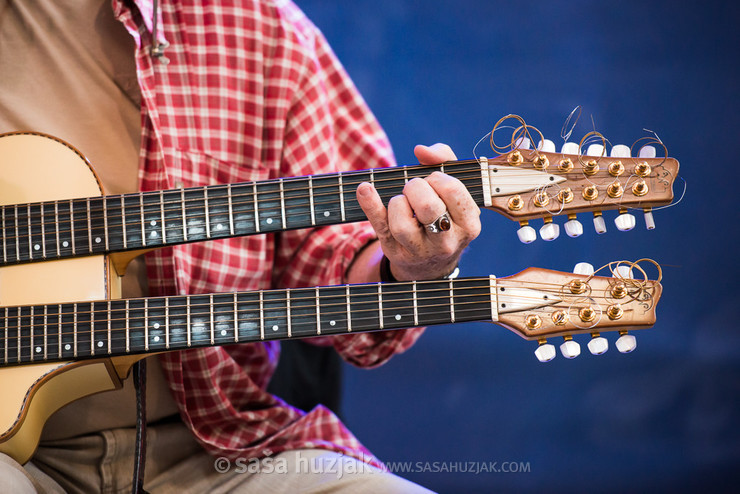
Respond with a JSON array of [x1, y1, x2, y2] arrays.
[[573, 262, 594, 276], [593, 214, 607, 234], [614, 213, 636, 231], [517, 225, 537, 244], [561, 142, 579, 155], [615, 265, 634, 280], [560, 339, 581, 359], [564, 218, 583, 238], [586, 144, 605, 157], [539, 222, 560, 241], [535, 343, 557, 363], [616, 334, 637, 353], [588, 336, 609, 355], [644, 210, 656, 230], [538, 139, 556, 152], [610, 144, 631, 158]]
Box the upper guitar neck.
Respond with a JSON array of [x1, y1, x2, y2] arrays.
[[0, 161, 486, 267]]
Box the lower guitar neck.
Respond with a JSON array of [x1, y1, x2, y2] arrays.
[[0, 277, 496, 367]]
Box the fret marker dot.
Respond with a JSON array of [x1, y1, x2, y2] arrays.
[[95, 237, 102, 244], [266, 218, 274, 224], [153, 322, 160, 329], [34, 244, 40, 251], [151, 231, 158, 238], [97, 341, 104, 348], [35, 346, 42, 354], [323, 211, 330, 217], [150, 220, 157, 226], [62, 241, 69, 247], [395, 314, 402, 321], [272, 325, 279, 331], [154, 335, 160, 342], [64, 344, 71, 351], [221, 330, 227, 336], [216, 224, 223, 230], [329, 320, 336, 326]]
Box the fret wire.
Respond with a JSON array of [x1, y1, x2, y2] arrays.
[[315, 287, 321, 335], [309, 176, 316, 226], [449, 280, 455, 323], [54, 201, 61, 256], [69, 200, 76, 255], [125, 299, 131, 353], [4, 307, 8, 364], [16, 307, 21, 362], [90, 303, 95, 356], [27, 204, 33, 259], [227, 184, 235, 235], [1, 206, 6, 263], [252, 183, 260, 233], [413, 281, 419, 326], [180, 187, 188, 242], [279, 178, 287, 229], [43, 305, 48, 360], [286, 289, 292, 338], [378, 284, 384, 330], [165, 297, 171, 349], [403, 167, 409, 184], [29, 306, 34, 362], [58, 304, 62, 357], [259, 291, 265, 340], [103, 197, 109, 251], [233, 292, 239, 343], [338, 173, 346, 222], [440, 164, 446, 173], [345, 285, 352, 333], [73, 303, 78, 357], [139, 193, 147, 247], [209, 294, 215, 345], [40, 203, 47, 258], [86, 198, 92, 252], [204, 188, 211, 239], [121, 196, 128, 249], [14, 205, 19, 260], [160, 190, 168, 244], [186, 297, 192, 347], [144, 298, 149, 351], [107, 300, 112, 354]]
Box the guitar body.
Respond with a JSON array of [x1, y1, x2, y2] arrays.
[[0, 133, 124, 464]]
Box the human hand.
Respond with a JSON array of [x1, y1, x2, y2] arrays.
[[356, 143, 481, 281]]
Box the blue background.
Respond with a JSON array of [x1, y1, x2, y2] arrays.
[[298, 1, 740, 492]]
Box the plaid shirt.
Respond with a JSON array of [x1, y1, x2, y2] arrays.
[[113, 0, 424, 464]]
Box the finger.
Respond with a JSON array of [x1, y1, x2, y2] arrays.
[[414, 143, 457, 165], [386, 194, 425, 250], [356, 182, 393, 242], [426, 172, 481, 239], [402, 177, 447, 226]]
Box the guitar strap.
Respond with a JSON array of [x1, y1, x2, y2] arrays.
[[132, 360, 150, 494]]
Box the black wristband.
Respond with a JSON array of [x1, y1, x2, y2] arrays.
[[379, 254, 397, 282], [378, 255, 459, 282]]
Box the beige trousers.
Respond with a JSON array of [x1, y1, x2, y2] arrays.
[[0, 421, 433, 493]]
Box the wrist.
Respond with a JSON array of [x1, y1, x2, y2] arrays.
[[379, 255, 459, 282]]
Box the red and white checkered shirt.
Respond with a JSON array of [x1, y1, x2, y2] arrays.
[[113, 0, 424, 464]]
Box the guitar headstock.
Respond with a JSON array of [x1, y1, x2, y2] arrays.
[[493, 259, 662, 362], [478, 116, 680, 243]]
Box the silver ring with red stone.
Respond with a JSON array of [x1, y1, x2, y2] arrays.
[[425, 211, 452, 233]]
